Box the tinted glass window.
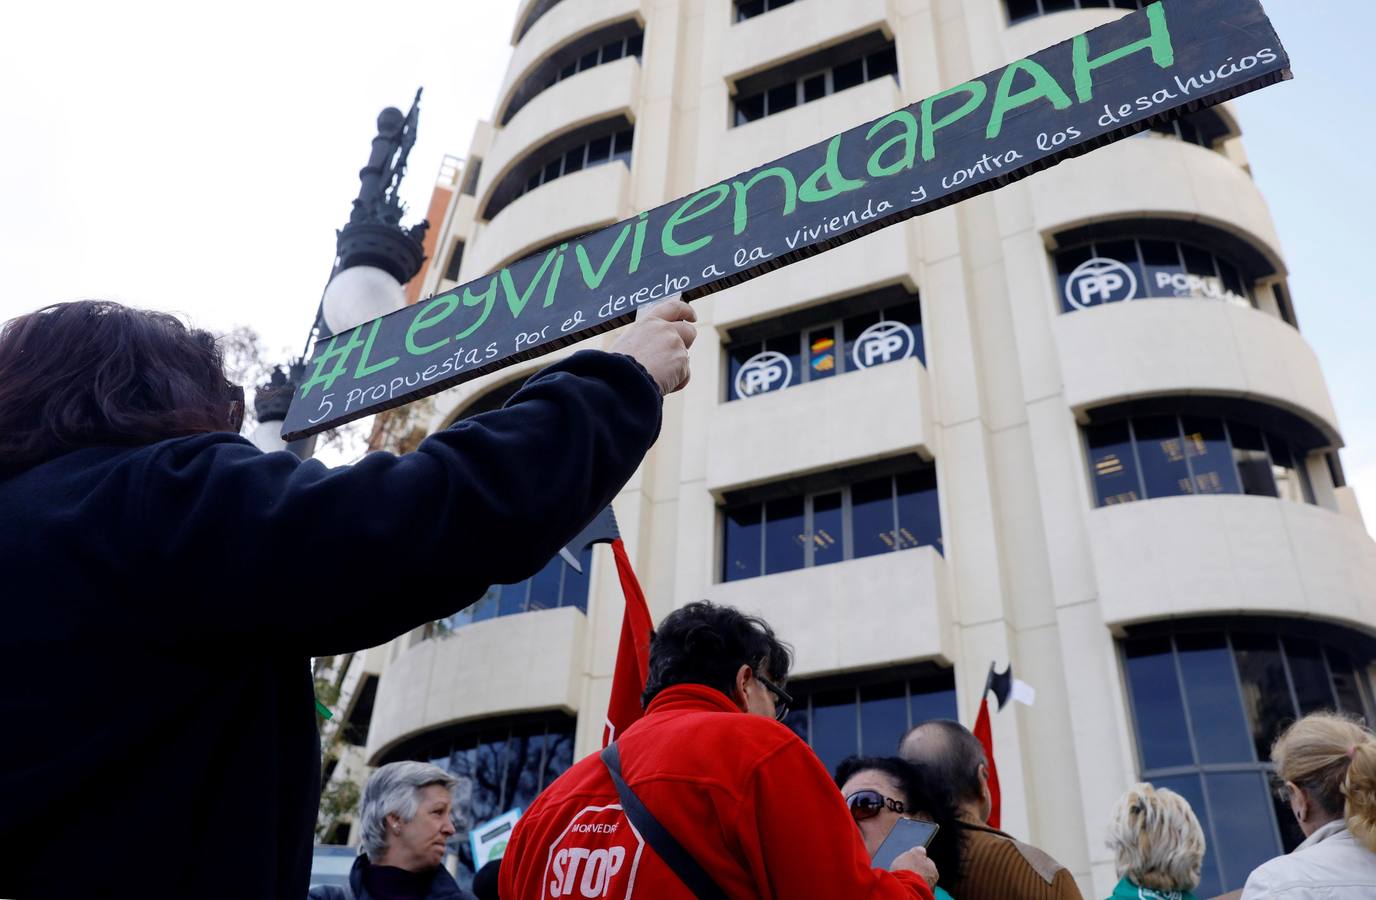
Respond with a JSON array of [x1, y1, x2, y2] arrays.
[[723, 504, 763, 582], [1135, 416, 1193, 499], [895, 469, 941, 552], [1124, 637, 1193, 769], [1182, 417, 1240, 495], [1231, 423, 1276, 497], [764, 496, 806, 575], [1284, 638, 1337, 715], [833, 58, 865, 92], [851, 477, 896, 559], [786, 670, 958, 771], [860, 682, 908, 755], [811, 689, 857, 775], [1209, 771, 1282, 888], [811, 491, 844, 567], [1176, 632, 1253, 764], [1087, 421, 1141, 505]]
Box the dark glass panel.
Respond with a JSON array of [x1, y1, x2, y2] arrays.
[[561, 547, 593, 612], [763, 496, 806, 575], [1176, 632, 1254, 763], [1124, 637, 1193, 769], [782, 706, 809, 743], [727, 339, 763, 401], [860, 682, 909, 756], [885, 302, 926, 365], [852, 476, 897, 559], [736, 92, 765, 125], [841, 309, 882, 372], [1135, 416, 1193, 499], [563, 146, 585, 175], [626, 32, 643, 57], [811, 491, 844, 567], [579, 50, 600, 71], [866, 46, 899, 81], [1218, 259, 1252, 307], [833, 58, 865, 92], [1207, 771, 1282, 891], [508, 725, 548, 811], [1267, 436, 1309, 504], [1178, 118, 1202, 147], [541, 727, 575, 790], [587, 134, 612, 163], [1005, 0, 1042, 22], [542, 158, 562, 183], [767, 82, 797, 115], [895, 469, 941, 552], [910, 685, 958, 728], [601, 39, 624, 62], [763, 333, 801, 391], [525, 555, 563, 611], [1140, 239, 1185, 299], [1272, 779, 1306, 851], [1097, 239, 1145, 302], [613, 129, 634, 161], [1180, 244, 1222, 301], [1086, 421, 1141, 506], [1326, 648, 1370, 719], [1231, 423, 1277, 497], [1043, 0, 1077, 10], [802, 73, 827, 103], [1283, 638, 1336, 715], [1081, 0, 1113, 7], [1154, 774, 1222, 899], [722, 503, 763, 582], [737, 0, 764, 20], [811, 688, 858, 775], [470, 586, 500, 622], [525, 171, 541, 192], [498, 578, 529, 617], [807, 326, 838, 380], [1181, 416, 1240, 495], [559, 62, 576, 80], [1233, 632, 1298, 762], [1054, 243, 1094, 312]]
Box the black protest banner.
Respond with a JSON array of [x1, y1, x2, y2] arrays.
[[283, 0, 1289, 440]]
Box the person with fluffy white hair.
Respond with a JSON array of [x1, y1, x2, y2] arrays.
[[1104, 783, 1205, 900]]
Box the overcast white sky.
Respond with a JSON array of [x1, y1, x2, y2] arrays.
[[3, 1, 1373, 530]]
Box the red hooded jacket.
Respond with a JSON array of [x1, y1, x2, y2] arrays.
[[499, 684, 934, 900]]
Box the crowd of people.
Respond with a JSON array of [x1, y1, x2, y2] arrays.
[[325, 602, 1376, 900], [3, 300, 1376, 899]]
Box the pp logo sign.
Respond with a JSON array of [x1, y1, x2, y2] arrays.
[[734, 351, 793, 399], [543, 804, 644, 899], [851, 321, 916, 370], [1064, 257, 1138, 309]]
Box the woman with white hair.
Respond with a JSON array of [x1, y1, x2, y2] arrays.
[[1104, 783, 1205, 900], [1241, 711, 1376, 898], [309, 761, 475, 900]]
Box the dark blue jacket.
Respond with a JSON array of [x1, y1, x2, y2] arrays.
[[308, 854, 474, 900], [0, 351, 661, 899]]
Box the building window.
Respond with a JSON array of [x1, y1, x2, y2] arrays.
[[382, 714, 576, 887], [460, 159, 482, 197], [733, 34, 898, 126], [725, 286, 923, 402], [1121, 622, 1375, 896], [439, 547, 593, 631], [1140, 108, 1232, 151], [340, 674, 379, 747], [484, 120, 634, 220], [443, 240, 465, 282], [1056, 237, 1256, 313], [515, 0, 568, 41], [502, 25, 644, 125], [1005, 0, 1147, 25], [722, 461, 941, 582], [1085, 412, 1316, 508], [735, 0, 797, 22], [782, 667, 957, 775]]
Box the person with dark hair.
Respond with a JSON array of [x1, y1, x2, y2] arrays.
[[0, 298, 697, 900], [499, 601, 940, 899], [900, 720, 1083, 900], [836, 755, 965, 899]]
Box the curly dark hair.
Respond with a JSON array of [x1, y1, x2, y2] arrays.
[[641, 601, 793, 707], [0, 300, 240, 471], [835, 754, 966, 893]]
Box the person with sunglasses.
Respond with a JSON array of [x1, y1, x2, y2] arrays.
[[500, 601, 940, 899], [837, 755, 964, 900]]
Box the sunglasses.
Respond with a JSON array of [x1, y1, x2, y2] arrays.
[[846, 790, 906, 822], [756, 673, 793, 722]]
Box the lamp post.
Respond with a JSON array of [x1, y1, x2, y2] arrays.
[[250, 89, 430, 457]]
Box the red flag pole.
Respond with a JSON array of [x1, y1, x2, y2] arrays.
[[972, 694, 1002, 829], [602, 538, 654, 747]]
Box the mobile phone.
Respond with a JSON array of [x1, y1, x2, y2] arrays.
[[871, 817, 940, 871]]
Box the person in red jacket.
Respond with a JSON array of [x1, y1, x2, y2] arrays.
[[500, 601, 939, 899]]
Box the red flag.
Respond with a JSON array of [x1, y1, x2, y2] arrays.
[[602, 538, 654, 747], [972, 695, 1002, 830]]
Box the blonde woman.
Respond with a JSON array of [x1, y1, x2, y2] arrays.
[[1241, 711, 1376, 898], [1105, 783, 1205, 900]]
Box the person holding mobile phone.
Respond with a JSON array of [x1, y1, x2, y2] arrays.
[[837, 756, 962, 900]]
